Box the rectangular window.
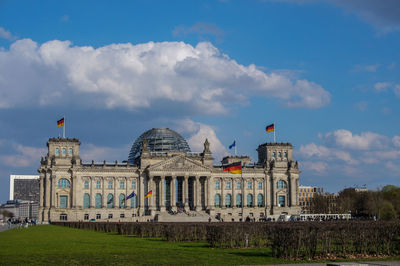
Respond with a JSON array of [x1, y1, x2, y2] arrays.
[[248, 182, 252, 189], [60, 195, 68, 208], [84, 214, 89, 220], [69, 148, 73, 155], [131, 181, 136, 189], [120, 213, 125, 218], [237, 181, 241, 189], [84, 181, 89, 189], [108, 213, 113, 219], [132, 213, 136, 217], [60, 214, 67, 220], [258, 182, 262, 189], [278, 195, 285, 207], [108, 181, 113, 189], [120, 181, 125, 189], [96, 214, 101, 219], [96, 180, 101, 189], [216, 181, 220, 190], [226, 181, 231, 189]]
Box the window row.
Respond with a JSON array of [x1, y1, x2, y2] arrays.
[[214, 193, 264, 208], [271, 151, 288, 159], [55, 147, 74, 156], [83, 213, 137, 220], [84, 180, 137, 190], [215, 181, 263, 190], [82, 193, 137, 209]]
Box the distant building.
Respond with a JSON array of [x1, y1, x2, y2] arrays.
[[298, 185, 323, 213], [10, 175, 40, 201], [0, 200, 39, 220]]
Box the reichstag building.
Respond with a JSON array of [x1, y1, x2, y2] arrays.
[[38, 128, 301, 222]]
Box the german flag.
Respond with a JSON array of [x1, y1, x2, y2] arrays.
[[145, 190, 153, 198], [57, 117, 65, 127], [223, 162, 242, 174], [266, 123, 274, 133]]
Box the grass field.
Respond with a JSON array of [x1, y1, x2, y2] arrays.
[[0, 225, 398, 265], [0, 225, 287, 265]]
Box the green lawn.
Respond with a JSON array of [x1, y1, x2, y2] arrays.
[[0, 225, 287, 265]]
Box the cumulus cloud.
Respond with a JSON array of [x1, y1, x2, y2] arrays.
[[0, 39, 330, 113], [298, 130, 400, 175], [175, 119, 229, 161], [0, 144, 46, 168], [322, 129, 389, 150], [0, 27, 17, 41], [374, 82, 391, 92]]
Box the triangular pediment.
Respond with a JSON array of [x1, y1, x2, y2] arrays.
[[147, 155, 211, 173]]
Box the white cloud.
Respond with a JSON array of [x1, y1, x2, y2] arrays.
[[351, 64, 380, 72], [80, 143, 129, 162], [0, 39, 330, 113], [0, 27, 17, 41], [394, 84, 400, 97], [374, 82, 391, 92], [322, 129, 388, 150], [393, 136, 400, 147], [0, 144, 46, 168], [175, 119, 229, 162], [301, 161, 328, 175]]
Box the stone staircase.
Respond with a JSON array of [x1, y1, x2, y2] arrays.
[[155, 211, 216, 222]]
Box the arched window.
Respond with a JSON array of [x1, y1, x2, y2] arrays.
[[225, 194, 232, 208], [272, 152, 276, 159], [119, 193, 125, 208], [83, 193, 90, 209], [130, 194, 137, 208], [278, 152, 281, 158], [62, 148, 66, 155], [247, 193, 253, 207], [84, 181, 89, 189], [107, 194, 114, 208], [277, 180, 287, 189], [257, 194, 264, 207], [55, 148, 60, 155], [95, 194, 102, 208], [214, 194, 221, 208], [58, 178, 70, 188], [69, 148, 73, 155], [236, 194, 242, 207], [284, 152, 288, 158]]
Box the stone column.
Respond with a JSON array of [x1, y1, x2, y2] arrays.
[[231, 178, 235, 209], [171, 176, 176, 209], [113, 177, 117, 209], [50, 175, 56, 208], [220, 178, 224, 208], [263, 177, 267, 210], [102, 177, 105, 208], [252, 178, 256, 208], [39, 172, 45, 208], [184, 175, 189, 208], [207, 176, 213, 210], [125, 177, 128, 209], [138, 173, 144, 215], [89, 177, 94, 208], [160, 177, 165, 211]]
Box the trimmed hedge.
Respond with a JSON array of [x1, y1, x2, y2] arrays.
[[53, 221, 400, 259]]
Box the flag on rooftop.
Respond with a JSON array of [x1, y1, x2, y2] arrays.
[[229, 140, 236, 149], [57, 117, 65, 127], [223, 162, 242, 174], [266, 123, 274, 133]]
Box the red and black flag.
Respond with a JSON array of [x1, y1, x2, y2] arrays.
[[266, 123, 274, 133], [223, 162, 242, 174], [57, 117, 65, 127]]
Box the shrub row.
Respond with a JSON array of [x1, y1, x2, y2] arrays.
[[52, 221, 400, 259]]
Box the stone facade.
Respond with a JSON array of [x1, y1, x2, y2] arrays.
[[38, 133, 301, 222]]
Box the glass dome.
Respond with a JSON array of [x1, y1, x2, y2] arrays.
[[128, 128, 191, 163]]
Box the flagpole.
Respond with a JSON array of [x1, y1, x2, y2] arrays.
[[235, 140, 237, 156], [274, 122, 276, 143], [63, 115, 66, 138]]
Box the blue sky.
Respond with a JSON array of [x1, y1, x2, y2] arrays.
[[0, 0, 400, 202]]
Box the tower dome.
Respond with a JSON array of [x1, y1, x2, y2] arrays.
[[128, 128, 191, 163]]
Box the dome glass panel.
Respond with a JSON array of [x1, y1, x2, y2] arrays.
[[128, 128, 191, 163]]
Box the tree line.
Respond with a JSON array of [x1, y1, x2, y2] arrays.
[[311, 185, 400, 220]]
